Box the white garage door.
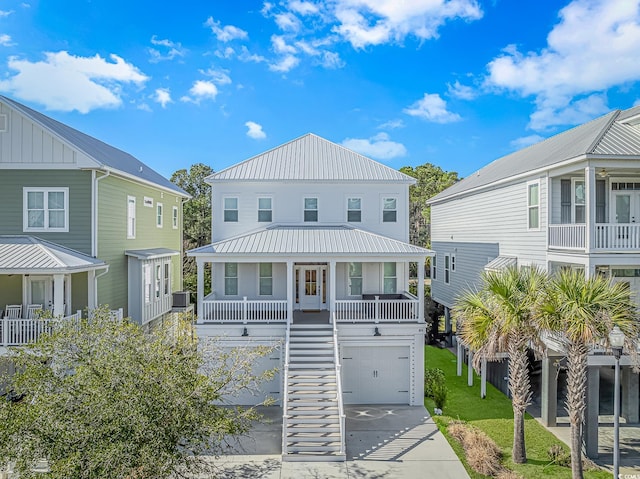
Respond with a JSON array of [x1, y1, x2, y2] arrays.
[[341, 346, 410, 404], [228, 348, 282, 406]]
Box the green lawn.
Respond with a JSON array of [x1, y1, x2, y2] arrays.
[[424, 346, 611, 479]]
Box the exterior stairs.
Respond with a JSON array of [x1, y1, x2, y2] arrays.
[[282, 323, 346, 462]]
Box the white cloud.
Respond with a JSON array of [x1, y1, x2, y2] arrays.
[[319, 50, 344, 68], [153, 88, 172, 108], [510, 134, 545, 150], [205, 16, 248, 42], [0, 10, 13, 17], [448, 80, 476, 100], [272, 35, 297, 54], [275, 12, 302, 32], [288, 1, 319, 15], [269, 54, 300, 72], [341, 132, 407, 160], [148, 36, 186, 62], [485, 0, 640, 130], [245, 121, 267, 139], [238, 46, 267, 63], [202, 67, 232, 85], [186, 80, 218, 102], [0, 51, 148, 113], [0, 34, 13, 46], [404, 93, 461, 123], [378, 119, 405, 129]]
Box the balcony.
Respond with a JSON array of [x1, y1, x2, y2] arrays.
[[549, 223, 640, 251]]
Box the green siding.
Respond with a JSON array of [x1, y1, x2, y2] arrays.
[[71, 272, 88, 314], [0, 275, 22, 311], [97, 175, 183, 318], [0, 170, 92, 254]]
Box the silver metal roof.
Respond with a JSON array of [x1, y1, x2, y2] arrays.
[[210, 133, 416, 183], [125, 248, 180, 260], [0, 236, 107, 274], [188, 225, 432, 257], [430, 107, 640, 204], [484, 255, 517, 272], [0, 96, 188, 197]]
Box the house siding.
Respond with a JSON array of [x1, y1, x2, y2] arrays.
[[0, 169, 92, 254], [0, 275, 22, 311], [71, 272, 89, 314]]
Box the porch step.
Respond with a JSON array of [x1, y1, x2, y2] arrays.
[[287, 444, 342, 452], [288, 384, 335, 391], [288, 426, 340, 433], [288, 336, 333, 343], [289, 363, 334, 369], [290, 343, 333, 349], [289, 392, 336, 399]]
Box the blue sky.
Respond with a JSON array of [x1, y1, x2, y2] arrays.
[[1, 0, 640, 179]]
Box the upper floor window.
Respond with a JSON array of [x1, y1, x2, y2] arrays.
[[347, 198, 361, 222], [259, 263, 273, 295], [258, 197, 272, 222], [383, 262, 396, 293], [382, 197, 397, 223], [304, 197, 318, 222], [573, 179, 585, 223], [172, 206, 179, 229], [348, 262, 363, 296], [23, 187, 69, 232], [127, 196, 136, 239], [527, 182, 539, 229], [224, 197, 238, 222], [156, 203, 163, 228], [431, 254, 437, 280], [164, 262, 170, 295], [225, 263, 238, 296], [444, 254, 451, 284]]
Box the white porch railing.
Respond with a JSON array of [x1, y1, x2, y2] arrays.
[[549, 223, 640, 251], [548, 224, 586, 249], [335, 294, 420, 323], [200, 297, 288, 323], [332, 312, 346, 457], [1, 310, 82, 347]]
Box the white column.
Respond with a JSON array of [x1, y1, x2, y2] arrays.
[[329, 260, 336, 323], [481, 358, 487, 398], [457, 342, 463, 376], [87, 270, 96, 310], [585, 165, 596, 253], [417, 260, 425, 323], [52, 274, 65, 317], [196, 258, 205, 324], [286, 261, 294, 326], [468, 349, 474, 386]]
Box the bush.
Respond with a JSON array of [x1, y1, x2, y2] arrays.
[[432, 382, 448, 409], [547, 443, 570, 467], [447, 421, 503, 477], [424, 367, 445, 398]]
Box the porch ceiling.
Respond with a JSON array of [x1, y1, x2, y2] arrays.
[[0, 236, 107, 274], [188, 225, 432, 259]]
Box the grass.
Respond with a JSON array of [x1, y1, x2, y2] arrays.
[[424, 346, 611, 479]]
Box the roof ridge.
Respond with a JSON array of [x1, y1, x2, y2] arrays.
[[586, 110, 621, 153]]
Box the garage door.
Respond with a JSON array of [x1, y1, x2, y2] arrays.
[[227, 348, 282, 406], [341, 346, 410, 404]]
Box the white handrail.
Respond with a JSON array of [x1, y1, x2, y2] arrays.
[[281, 312, 292, 455], [332, 312, 346, 456], [1, 310, 82, 346]]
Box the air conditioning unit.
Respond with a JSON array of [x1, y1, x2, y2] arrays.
[[172, 291, 190, 308]]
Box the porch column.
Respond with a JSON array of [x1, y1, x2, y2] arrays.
[[541, 356, 558, 427], [87, 270, 97, 310], [52, 274, 65, 316], [480, 358, 487, 398], [286, 260, 294, 326], [468, 349, 474, 386], [584, 365, 600, 458], [456, 342, 463, 376], [196, 258, 204, 324], [417, 260, 425, 323], [585, 165, 596, 253], [329, 260, 336, 322], [622, 367, 639, 424]]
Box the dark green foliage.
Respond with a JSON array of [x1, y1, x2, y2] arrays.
[[424, 367, 445, 398]]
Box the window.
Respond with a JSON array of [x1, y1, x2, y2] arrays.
[[155, 264, 162, 299], [259, 263, 273, 295], [172, 206, 179, 229], [431, 254, 437, 280], [224, 263, 238, 296], [224, 197, 238, 222], [164, 262, 170, 295], [383, 262, 396, 293], [382, 197, 397, 222], [527, 182, 539, 229], [23, 188, 69, 232], [258, 197, 272, 222], [143, 264, 151, 304], [347, 198, 361, 222], [304, 197, 318, 222], [348, 262, 363, 296], [573, 179, 585, 223], [444, 255, 451, 284], [451, 254, 456, 272], [127, 196, 136, 239], [156, 203, 163, 228]]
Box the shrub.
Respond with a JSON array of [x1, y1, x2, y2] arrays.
[[547, 443, 570, 467], [447, 422, 503, 477], [424, 367, 445, 398], [432, 382, 448, 409]]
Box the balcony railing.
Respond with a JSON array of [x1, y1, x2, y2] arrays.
[[335, 293, 420, 323], [549, 223, 640, 251], [1, 311, 82, 347], [200, 297, 288, 323]]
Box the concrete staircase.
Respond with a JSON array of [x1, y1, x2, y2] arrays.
[[283, 323, 345, 461]]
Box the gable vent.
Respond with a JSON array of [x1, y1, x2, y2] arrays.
[[0, 114, 6, 132]]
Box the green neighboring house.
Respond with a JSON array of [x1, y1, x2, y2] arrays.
[[0, 95, 189, 329]]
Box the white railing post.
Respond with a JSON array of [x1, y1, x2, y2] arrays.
[[242, 297, 248, 324], [374, 296, 380, 324], [2, 319, 7, 347], [332, 312, 346, 456]]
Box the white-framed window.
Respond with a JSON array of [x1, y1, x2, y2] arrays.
[[155, 264, 162, 299], [444, 254, 451, 284], [23, 187, 69, 232], [348, 262, 363, 296], [347, 198, 361, 222], [527, 181, 540, 229], [383, 262, 396, 293], [451, 253, 456, 272], [382, 197, 397, 223], [572, 178, 585, 224], [259, 263, 273, 295], [304, 197, 318, 222], [156, 203, 163, 228], [224, 263, 238, 296], [127, 195, 136, 239], [431, 254, 437, 280], [258, 197, 272, 222], [224, 197, 238, 222], [164, 262, 170, 295], [172, 206, 179, 229], [143, 264, 151, 304]]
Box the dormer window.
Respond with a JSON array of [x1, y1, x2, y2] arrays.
[[304, 197, 318, 222]]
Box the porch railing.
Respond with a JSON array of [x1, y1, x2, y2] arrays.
[[549, 223, 640, 250], [1, 310, 82, 347], [548, 224, 586, 249], [335, 293, 420, 323], [200, 297, 288, 323]]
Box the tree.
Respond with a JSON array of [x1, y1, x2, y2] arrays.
[[537, 270, 639, 479], [454, 266, 546, 464], [171, 163, 214, 301], [399, 163, 459, 248], [0, 307, 275, 479]]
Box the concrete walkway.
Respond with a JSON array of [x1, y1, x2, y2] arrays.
[[211, 405, 470, 479]]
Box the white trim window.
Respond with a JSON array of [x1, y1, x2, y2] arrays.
[[572, 178, 585, 223], [155, 264, 162, 299], [259, 263, 273, 295], [224, 197, 238, 222], [304, 197, 318, 222], [451, 253, 456, 272], [164, 262, 170, 295], [258, 197, 272, 222], [127, 196, 136, 239], [143, 264, 152, 304], [382, 197, 397, 223], [347, 198, 361, 222], [527, 181, 540, 229], [224, 263, 238, 296], [431, 254, 437, 280], [348, 262, 363, 296], [23, 187, 69, 232], [383, 262, 396, 293], [444, 254, 451, 284], [172, 206, 179, 229], [156, 202, 163, 228]]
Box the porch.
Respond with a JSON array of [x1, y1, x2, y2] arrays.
[[549, 223, 640, 250], [0, 310, 82, 347]]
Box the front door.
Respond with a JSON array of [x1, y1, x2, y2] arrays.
[[613, 191, 640, 224], [28, 276, 52, 310], [300, 266, 321, 310]]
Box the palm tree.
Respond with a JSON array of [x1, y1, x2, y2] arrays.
[[537, 269, 638, 479], [454, 266, 546, 464]]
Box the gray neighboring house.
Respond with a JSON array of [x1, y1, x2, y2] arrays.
[[429, 106, 640, 459]]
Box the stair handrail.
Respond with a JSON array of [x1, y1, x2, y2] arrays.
[[282, 315, 292, 455], [332, 311, 346, 456]]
